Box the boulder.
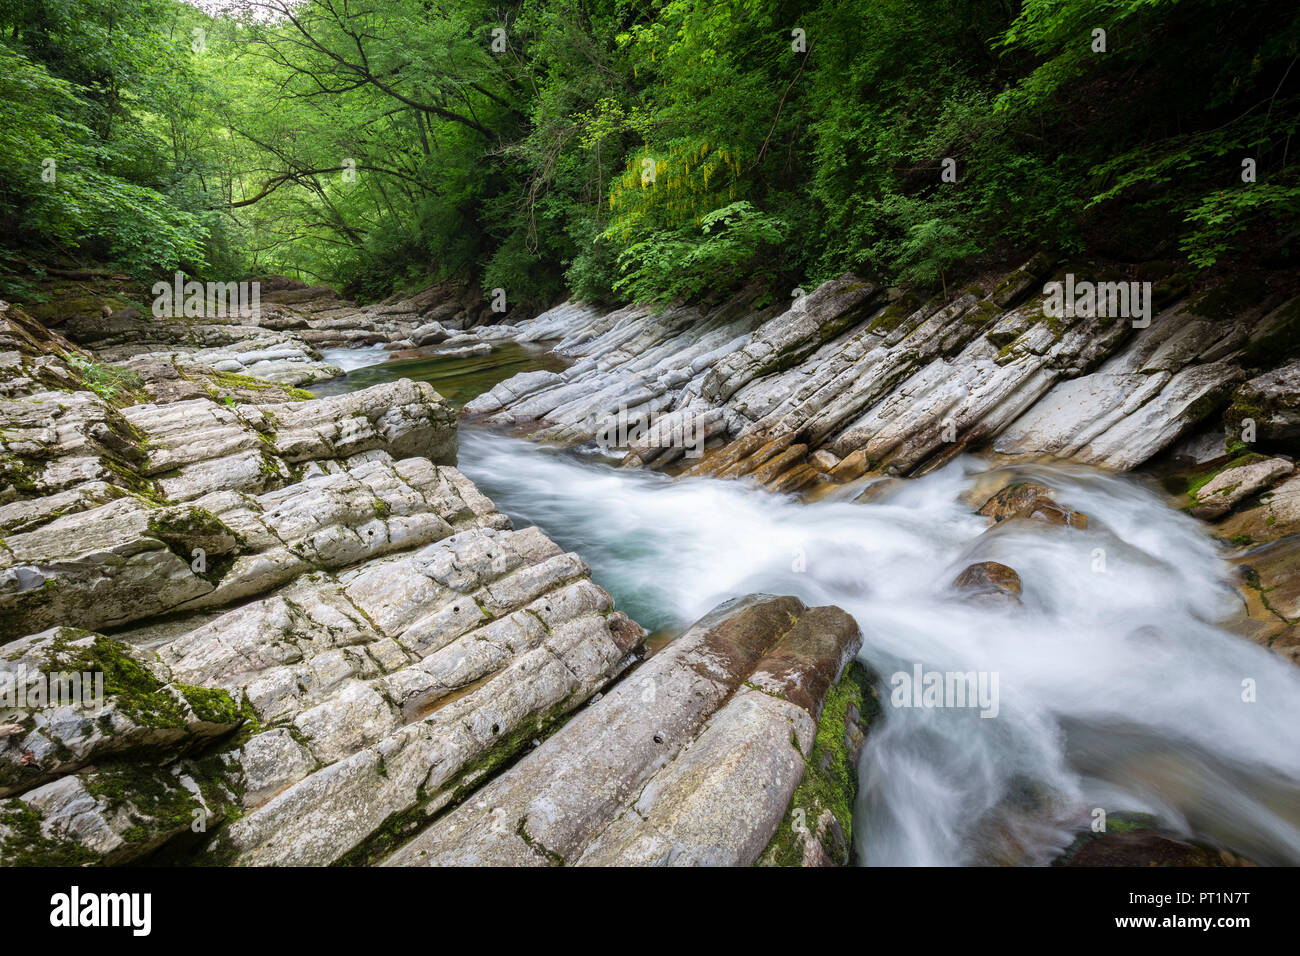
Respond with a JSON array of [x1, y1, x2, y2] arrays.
[[977, 482, 1088, 529], [1215, 474, 1300, 545], [383, 595, 869, 867], [1225, 359, 1300, 453], [952, 561, 1023, 605], [1055, 818, 1251, 867], [1221, 535, 1300, 665], [1189, 456, 1294, 519]]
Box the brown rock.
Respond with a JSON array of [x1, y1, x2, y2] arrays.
[[1214, 474, 1300, 545], [765, 462, 821, 494], [952, 561, 1023, 604], [827, 448, 875, 482], [717, 433, 796, 479], [748, 443, 809, 485], [977, 482, 1089, 529], [855, 476, 905, 504], [1061, 830, 1249, 867], [1221, 535, 1300, 665]]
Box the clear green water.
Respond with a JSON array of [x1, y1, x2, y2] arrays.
[[309, 341, 569, 406]]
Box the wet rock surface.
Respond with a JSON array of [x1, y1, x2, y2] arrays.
[[976, 482, 1090, 529], [1222, 536, 1300, 664], [1189, 456, 1294, 519], [1054, 815, 1253, 867], [1225, 359, 1300, 454], [952, 561, 1024, 605]]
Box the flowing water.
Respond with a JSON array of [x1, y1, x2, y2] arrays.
[[316, 346, 1300, 867]]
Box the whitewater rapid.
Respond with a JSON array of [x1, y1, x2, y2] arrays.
[[457, 428, 1300, 866]]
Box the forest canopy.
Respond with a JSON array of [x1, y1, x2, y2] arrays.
[[2, 0, 1298, 306]]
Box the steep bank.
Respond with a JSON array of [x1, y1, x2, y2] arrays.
[[460, 259, 1299, 484]]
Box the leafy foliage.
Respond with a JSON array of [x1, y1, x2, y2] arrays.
[[612, 200, 786, 304], [0, 0, 1297, 303], [66, 354, 147, 406]]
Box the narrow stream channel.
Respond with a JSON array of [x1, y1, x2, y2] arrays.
[[314, 346, 1300, 867]]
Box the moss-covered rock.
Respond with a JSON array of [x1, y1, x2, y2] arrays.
[[758, 661, 879, 866]]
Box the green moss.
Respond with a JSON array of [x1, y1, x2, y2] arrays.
[[177, 684, 241, 725], [334, 691, 584, 867], [0, 452, 46, 496], [516, 817, 565, 865], [1052, 811, 1162, 866], [1105, 812, 1159, 834], [100, 455, 159, 499], [1241, 295, 1300, 368], [1184, 389, 1233, 426], [0, 802, 98, 866], [1152, 269, 1194, 309], [869, 294, 921, 333], [145, 506, 241, 584], [758, 661, 878, 867], [40, 631, 241, 737], [967, 298, 1000, 322], [146, 506, 230, 541], [1185, 452, 1267, 498], [259, 454, 284, 479], [208, 371, 276, 395], [4, 746, 242, 866], [440, 692, 581, 807], [84, 761, 202, 848], [29, 295, 130, 324], [38, 631, 185, 730], [329, 804, 428, 868], [990, 269, 1032, 302], [202, 371, 313, 404]]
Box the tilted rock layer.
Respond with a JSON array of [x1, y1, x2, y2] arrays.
[[1, 299, 870, 867], [462, 263, 1299, 496], [0, 300, 648, 865], [385, 594, 868, 867]]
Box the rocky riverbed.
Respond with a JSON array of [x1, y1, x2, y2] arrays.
[[0, 296, 871, 866], [2, 257, 1298, 866]]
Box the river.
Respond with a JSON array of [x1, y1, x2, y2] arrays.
[[314, 344, 1300, 866]]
